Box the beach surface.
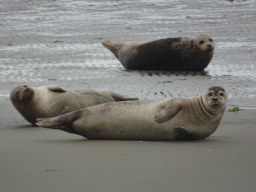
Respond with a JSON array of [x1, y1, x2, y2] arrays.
[[1, 0, 256, 191]]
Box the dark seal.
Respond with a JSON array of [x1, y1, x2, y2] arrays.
[[101, 33, 215, 71]]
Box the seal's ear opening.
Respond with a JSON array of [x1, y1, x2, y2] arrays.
[[48, 85, 66, 93]]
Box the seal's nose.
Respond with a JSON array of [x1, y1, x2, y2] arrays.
[[207, 44, 212, 48], [212, 98, 218, 102]]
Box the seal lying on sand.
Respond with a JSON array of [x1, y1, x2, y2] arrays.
[[101, 33, 215, 71], [10, 84, 138, 125], [36, 86, 227, 141]]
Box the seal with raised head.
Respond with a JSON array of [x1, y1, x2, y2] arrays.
[[101, 33, 215, 71], [36, 86, 227, 141], [10, 84, 139, 125]]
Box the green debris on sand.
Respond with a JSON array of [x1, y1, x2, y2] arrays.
[[48, 79, 56, 81], [158, 81, 173, 84], [228, 107, 239, 112]]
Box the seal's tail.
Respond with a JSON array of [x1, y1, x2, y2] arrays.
[[36, 110, 81, 128], [101, 40, 123, 58]]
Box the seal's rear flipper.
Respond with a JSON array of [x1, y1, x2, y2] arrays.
[[36, 110, 82, 128], [101, 40, 123, 58], [106, 91, 139, 101], [36, 120, 78, 134], [36, 117, 64, 128], [174, 127, 202, 141]]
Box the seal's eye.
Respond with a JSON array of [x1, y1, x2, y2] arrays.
[[208, 92, 213, 96], [199, 40, 204, 45], [209, 39, 212, 42], [220, 93, 224, 96], [16, 91, 20, 95]]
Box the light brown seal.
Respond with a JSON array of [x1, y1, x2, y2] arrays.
[[36, 86, 227, 141], [10, 84, 138, 125], [101, 33, 215, 71]]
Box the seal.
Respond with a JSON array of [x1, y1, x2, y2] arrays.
[[101, 33, 215, 71], [10, 84, 139, 125], [36, 86, 227, 141]]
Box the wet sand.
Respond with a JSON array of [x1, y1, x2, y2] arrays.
[[1, 101, 256, 191], [1, 0, 256, 191]]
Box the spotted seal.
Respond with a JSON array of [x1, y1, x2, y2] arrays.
[[10, 84, 138, 125], [101, 33, 215, 71], [36, 86, 226, 141]]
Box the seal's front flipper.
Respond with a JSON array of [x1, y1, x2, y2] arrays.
[[48, 85, 66, 93], [106, 91, 139, 101], [60, 106, 70, 115], [155, 105, 181, 123], [174, 127, 201, 141]]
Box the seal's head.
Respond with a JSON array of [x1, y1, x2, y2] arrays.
[[195, 33, 215, 53], [10, 84, 35, 111], [202, 86, 227, 114]]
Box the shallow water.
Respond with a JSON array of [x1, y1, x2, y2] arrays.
[[0, 0, 256, 107]]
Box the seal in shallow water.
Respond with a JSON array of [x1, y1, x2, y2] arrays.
[[36, 86, 227, 141], [10, 84, 138, 125], [101, 33, 215, 71]]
